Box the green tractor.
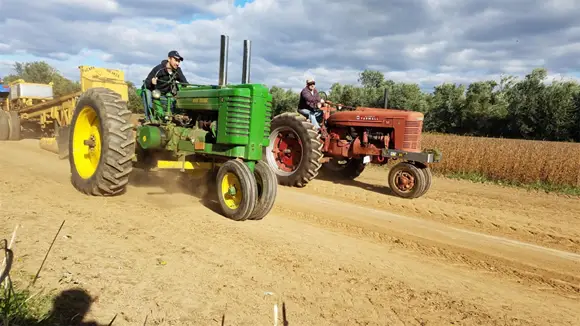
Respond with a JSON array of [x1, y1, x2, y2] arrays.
[[67, 35, 278, 221]]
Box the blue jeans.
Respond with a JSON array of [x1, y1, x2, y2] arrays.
[[298, 108, 321, 129], [141, 89, 153, 119]]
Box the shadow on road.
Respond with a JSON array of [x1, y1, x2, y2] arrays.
[[316, 169, 397, 197], [45, 288, 107, 326]]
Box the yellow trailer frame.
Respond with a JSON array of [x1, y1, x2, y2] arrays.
[[0, 65, 128, 157]]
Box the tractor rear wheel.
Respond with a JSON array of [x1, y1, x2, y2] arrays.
[[265, 112, 323, 187], [216, 159, 257, 221], [322, 157, 366, 180], [248, 160, 277, 221], [69, 87, 135, 196], [387, 162, 426, 199], [0, 111, 9, 141], [7, 111, 20, 141]]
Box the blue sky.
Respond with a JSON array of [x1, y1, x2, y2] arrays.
[[1, 0, 579, 96]]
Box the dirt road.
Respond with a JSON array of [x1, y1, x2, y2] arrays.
[[1, 139, 579, 325]]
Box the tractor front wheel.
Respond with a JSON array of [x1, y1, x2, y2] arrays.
[[265, 112, 323, 187], [216, 159, 258, 221], [248, 160, 278, 221], [69, 87, 136, 196], [387, 162, 427, 199]]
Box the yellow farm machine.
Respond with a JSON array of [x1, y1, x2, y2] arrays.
[[0, 66, 129, 158]]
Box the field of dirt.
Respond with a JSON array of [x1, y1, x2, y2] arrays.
[[1, 139, 579, 325]]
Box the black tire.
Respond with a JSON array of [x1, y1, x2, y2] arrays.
[[216, 159, 258, 221], [69, 87, 136, 196], [322, 157, 366, 180], [7, 111, 20, 140], [265, 112, 323, 187], [417, 166, 432, 197], [387, 162, 427, 199], [248, 160, 277, 221], [408, 162, 433, 198], [0, 111, 9, 141]]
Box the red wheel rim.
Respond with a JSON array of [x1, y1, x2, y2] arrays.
[[269, 128, 303, 174], [394, 171, 415, 193]]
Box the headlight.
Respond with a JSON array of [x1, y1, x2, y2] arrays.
[[152, 89, 161, 99]]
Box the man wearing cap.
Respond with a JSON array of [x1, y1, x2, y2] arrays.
[[298, 78, 324, 130], [141, 50, 189, 116], [144, 50, 189, 95]]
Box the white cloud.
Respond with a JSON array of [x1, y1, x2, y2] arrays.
[[0, 0, 579, 94]]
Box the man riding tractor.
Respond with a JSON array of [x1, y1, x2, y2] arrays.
[[143, 50, 189, 113], [298, 78, 326, 135]]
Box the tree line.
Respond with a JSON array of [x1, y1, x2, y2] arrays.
[[3, 62, 579, 142]]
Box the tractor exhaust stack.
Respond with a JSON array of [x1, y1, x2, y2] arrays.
[[241, 40, 251, 84], [383, 88, 389, 109], [218, 35, 229, 86]]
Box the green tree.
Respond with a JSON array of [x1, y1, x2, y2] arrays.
[[504, 68, 548, 138], [537, 80, 579, 141], [358, 69, 385, 88], [269, 86, 299, 116], [126, 81, 143, 113], [572, 93, 580, 142], [424, 83, 466, 133]]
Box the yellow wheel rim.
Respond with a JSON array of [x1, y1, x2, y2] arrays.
[[220, 172, 243, 209], [72, 106, 102, 179]]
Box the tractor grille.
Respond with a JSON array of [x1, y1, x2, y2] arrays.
[[225, 96, 251, 137], [403, 120, 422, 151], [264, 100, 272, 138]]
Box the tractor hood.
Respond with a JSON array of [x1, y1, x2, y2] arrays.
[[327, 107, 424, 124]]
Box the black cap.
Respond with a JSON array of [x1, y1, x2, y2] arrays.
[[168, 50, 183, 61]]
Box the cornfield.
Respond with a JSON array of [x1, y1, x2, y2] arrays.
[[422, 133, 580, 187]]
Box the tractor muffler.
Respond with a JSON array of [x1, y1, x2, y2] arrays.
[[241, 40, 251, 84], [218, 35, 229, 86]]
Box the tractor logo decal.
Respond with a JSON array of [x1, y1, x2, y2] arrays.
[[356, 116, 379, 121]]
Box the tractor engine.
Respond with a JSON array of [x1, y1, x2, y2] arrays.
[[324, 108, 424, 164]]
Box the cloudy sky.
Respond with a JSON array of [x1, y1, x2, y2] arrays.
[[0, 0, 579, 92]]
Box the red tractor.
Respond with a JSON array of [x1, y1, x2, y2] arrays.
[[264, 91, 442, 198]]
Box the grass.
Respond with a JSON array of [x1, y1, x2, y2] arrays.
[[1, 234, 54, 326], [421, 133, 580, 193], [0, 280, 53, 325], [442, 170, 580, 196]]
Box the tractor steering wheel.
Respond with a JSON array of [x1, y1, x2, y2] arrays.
[[319, 91, 328, 101]]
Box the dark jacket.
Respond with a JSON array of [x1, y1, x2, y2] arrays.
[[298, 86, 320, 111], [144, 60, 188, 95]]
